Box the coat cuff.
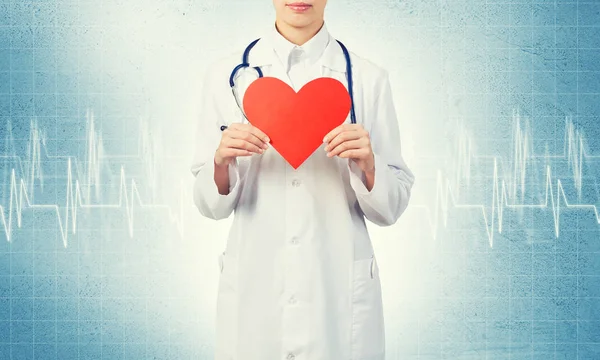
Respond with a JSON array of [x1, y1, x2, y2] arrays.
[[347, 153, 389, 207], [194, 157, 241, 215]]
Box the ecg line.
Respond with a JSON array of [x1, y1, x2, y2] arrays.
[[1, 108, 598, 248], [0, 110, 186, 247], [413, 110, 599, 247]]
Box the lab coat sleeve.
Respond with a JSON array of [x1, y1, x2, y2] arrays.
[[347, 70, 415, 226], [190, 67, 243, 220]]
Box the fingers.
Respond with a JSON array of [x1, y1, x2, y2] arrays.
[[223, 125, 269, 154], [222, 137, 265, 154], [323, 123, 349, 143], [247, 124, 270, 144], [214, 147, 252, 167], [323, 123, 361, 143], [324, 129, 363, 152], [338, 148, 370, 159], [229, 123, 270, 144], [215, 123, 270, 165], [327, 138, 368, 157]]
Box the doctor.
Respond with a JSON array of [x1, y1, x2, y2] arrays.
[[190, 1, 415, 359]]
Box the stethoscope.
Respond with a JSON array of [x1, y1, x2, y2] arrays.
[[221, 37, 356, 131]]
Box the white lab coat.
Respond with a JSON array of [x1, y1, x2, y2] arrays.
[[190, 24, 415, 360]]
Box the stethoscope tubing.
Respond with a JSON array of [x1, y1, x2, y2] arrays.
[[222, 38, 355, 131]]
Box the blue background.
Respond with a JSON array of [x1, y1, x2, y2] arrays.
[[1, 0, 599, 359]]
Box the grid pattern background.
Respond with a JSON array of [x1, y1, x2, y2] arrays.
[[0, 0, 599, 359]]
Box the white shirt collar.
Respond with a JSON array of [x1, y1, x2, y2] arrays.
[[248, 22, 347, 73], [270, 21, 330, 71]]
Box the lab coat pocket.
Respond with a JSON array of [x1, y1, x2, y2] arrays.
[[215, 251, 239, 359], [351, 255, 385, 360]]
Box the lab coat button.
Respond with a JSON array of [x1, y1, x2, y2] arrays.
[[290, 236, 299, 245], [288, 295, 297, 304], [286, 353, 295, 360], [291, 179, 301, 187]]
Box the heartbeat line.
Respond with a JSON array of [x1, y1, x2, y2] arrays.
[[0, 110, 187, 247], [1, 108, 598, 249], [413, 110, 599, 248]]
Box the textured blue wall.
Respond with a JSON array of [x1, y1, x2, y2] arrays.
[[0, 0, 599, 359]]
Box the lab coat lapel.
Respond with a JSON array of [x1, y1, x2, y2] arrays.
[[242, 30, 355, 139], [247, 34, 295, 90], [319, 34, 347, 74], [319, 35, 355, 127], [247, 30, 348, 85]]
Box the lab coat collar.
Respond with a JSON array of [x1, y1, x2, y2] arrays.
[[249, 21, 347, 73], [271, 21, 329, 71]]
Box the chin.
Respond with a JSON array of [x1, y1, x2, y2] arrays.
[[283, 16, 315, 28]]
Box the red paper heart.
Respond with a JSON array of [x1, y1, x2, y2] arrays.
[[242, 77, 351, 169]]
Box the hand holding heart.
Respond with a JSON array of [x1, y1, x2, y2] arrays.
[[214, 123, 270, 167], [242, 76, 374, 171], [243, 77, 352, 169], [323, 123, 375, 173]]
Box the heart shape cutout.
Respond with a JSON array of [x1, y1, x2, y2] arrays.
[[243, 77, 351, 169]]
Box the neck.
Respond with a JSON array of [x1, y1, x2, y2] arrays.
[[275, 18, 324, 46]]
